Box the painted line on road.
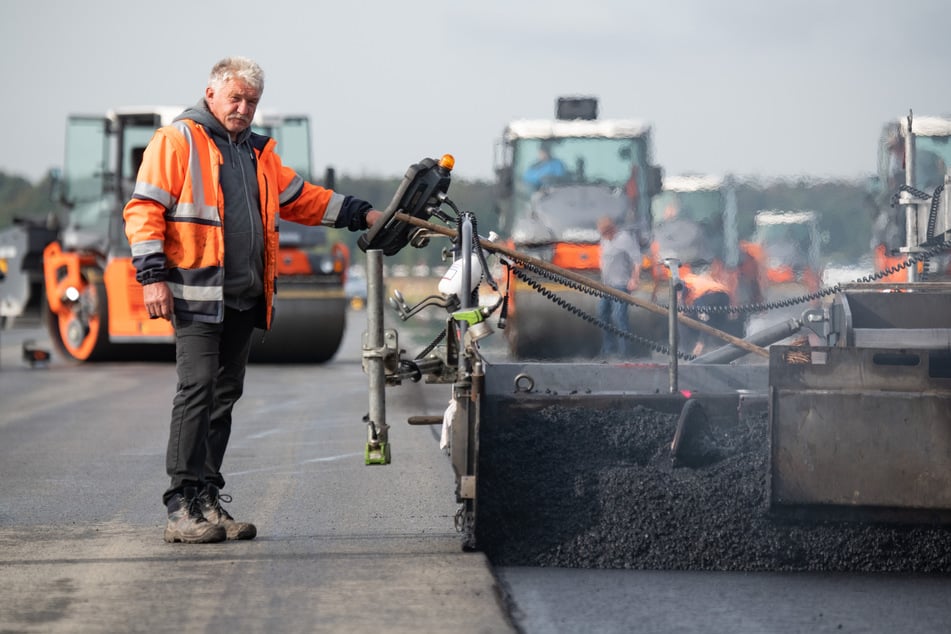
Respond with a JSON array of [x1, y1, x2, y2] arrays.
[[246, 428, 285, 439], [228, 452, 365, 476], [301, 452, 364, 464]]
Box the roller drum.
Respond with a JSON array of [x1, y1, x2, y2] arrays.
[[249, 278, 347, 363]]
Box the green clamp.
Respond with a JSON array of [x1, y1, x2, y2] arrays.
[[365, 442, 391, 465], [451, 307, 486, 326]]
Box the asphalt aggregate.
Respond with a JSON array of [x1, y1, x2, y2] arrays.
[[477, 402, 951, 572]]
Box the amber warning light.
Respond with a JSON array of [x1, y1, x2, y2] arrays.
[[438, 154, 455, 171]]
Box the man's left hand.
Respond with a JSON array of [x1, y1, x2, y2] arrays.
[[366, 209, 383, 227]]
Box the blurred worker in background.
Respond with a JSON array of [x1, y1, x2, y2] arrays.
[[679, 272, 733, 357], [123, 56, 382, 544], [523, 141, 567, 189], [597, 216, 642, 357]]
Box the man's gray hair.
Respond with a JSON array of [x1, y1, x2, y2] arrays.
[[208, 56, 265, 93]]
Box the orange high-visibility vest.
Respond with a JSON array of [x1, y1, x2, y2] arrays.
[[680, 271, 731, 306], [124, 119, 344, 327]]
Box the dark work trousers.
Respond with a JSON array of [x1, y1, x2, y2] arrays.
[[597, 285, 632, 357], [163, 306, 258, 505]]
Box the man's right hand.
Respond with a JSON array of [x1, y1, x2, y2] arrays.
[[143, 281, 173, 320]]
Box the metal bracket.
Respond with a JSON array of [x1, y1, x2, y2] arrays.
[[802, 304, 844, 347], [361, 328, 401, 376], [458, 475, 476, 500]]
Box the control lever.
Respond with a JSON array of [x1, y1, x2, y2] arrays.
[[388, 288, 458, 321], [357, 155, 454, 255]]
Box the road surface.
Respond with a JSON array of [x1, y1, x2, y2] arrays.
[[2, 309, 950, 633]]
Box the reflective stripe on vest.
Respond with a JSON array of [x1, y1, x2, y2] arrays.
[[320, 192, 346, 226], [166, 121, 221, 225], [133, 181, 177, 209], [167, 265, 225, 322], [279, 173, 304, 205], [131, 239, 164, 257]]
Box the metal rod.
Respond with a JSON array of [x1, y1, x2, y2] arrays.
[[392, 211, 768, 358], [458, 215, 473, 376], [666, 258, 681, 393], [366, 249, 386, 439], [905, 109, 919, 283]]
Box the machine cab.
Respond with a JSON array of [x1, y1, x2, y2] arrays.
[[877, 116, 951, 195], [252, 113, 331, 252], [649, 174, 739, 273], [252, 113, 313, 181], [58, 108, 180, 257], [751, 210, 823, 291], [494, 98, 662, 250], [873, 115, 951, 280]]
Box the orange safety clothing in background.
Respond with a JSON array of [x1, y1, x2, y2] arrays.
[[680, 271, 731, 306]]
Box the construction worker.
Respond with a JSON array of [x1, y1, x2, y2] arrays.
[[596, 215, 642, 357], [523, 141, 567, 190], [680, 272, 733, 357], [123, 56, 382, 544]]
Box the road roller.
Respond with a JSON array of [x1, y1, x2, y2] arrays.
[[491, 96, 664, 359], [38, 106, 348, 363]]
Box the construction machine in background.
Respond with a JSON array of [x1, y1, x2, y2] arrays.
[[646, 174, 760, 354], [743, 209, 824, 339], [492, 96, 663, 359], [33, 107, 348, 363], [0, 215, 59, 326], [871, 112, 951, 282], [750, 210, 824, 288], [750, 209, 823, 294]]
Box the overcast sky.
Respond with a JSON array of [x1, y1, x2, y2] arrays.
[[2, 0, 949, 185]]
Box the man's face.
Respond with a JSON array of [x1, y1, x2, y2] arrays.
[[205, 78, 260, 138]]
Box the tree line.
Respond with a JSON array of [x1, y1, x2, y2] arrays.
[[1, 170, 877, 268]]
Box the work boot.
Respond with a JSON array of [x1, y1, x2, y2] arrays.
[[164, 487, 227, 544], [198, 484, 257, 540]]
